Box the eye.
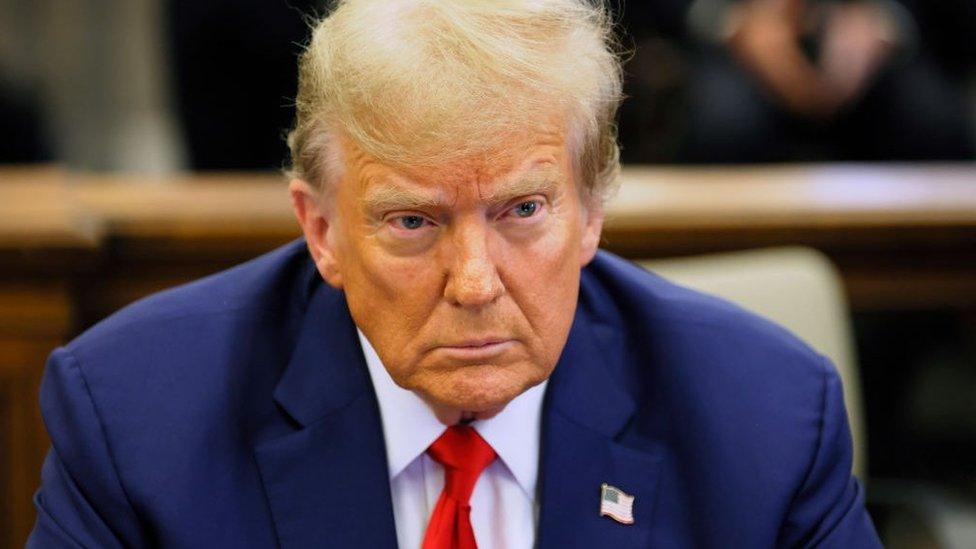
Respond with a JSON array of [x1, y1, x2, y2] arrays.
[[511, 201, 539, 218], [396, 215, 428, 230]]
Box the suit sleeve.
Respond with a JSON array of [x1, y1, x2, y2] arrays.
[[28, 348, 147, 548], [777, 356, 882, 548]]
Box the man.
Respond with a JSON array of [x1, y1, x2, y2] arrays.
[[29, 0, 881, 547]]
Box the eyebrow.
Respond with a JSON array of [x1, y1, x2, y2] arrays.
[[361, 173, 560, 213], [361, 183, 446, 213], [479, 177, 559, 203]]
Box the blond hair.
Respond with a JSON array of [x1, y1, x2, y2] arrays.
[[288, 0, 623, 204]]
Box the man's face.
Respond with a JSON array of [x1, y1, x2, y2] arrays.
[[292, 124, 603, 420]]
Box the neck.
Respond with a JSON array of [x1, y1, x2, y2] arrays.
[[427, 403, 504, 426]]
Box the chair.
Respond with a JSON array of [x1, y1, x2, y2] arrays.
[[638, 247, 866, 479]]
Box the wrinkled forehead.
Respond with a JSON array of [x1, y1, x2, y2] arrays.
[[338, 125, 576, 205]]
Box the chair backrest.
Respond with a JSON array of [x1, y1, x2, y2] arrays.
[[639, 247, 866, 480]]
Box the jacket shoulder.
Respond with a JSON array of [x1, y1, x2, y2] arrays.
[[67, 239, 315, 357], [582, 250, 836, 446], [36, 241, 315, 546], [584, 250, 819, 364]]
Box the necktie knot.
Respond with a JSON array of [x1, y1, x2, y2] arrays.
[[427, 425, 496, 505]]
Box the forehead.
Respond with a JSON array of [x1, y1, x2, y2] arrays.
[[339, 126, 573, 203]]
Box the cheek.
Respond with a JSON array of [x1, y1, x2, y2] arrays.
[[518, 206, 583, 279], [339, 240, 443, 367], [347, 249, 439, 317], [497, 211, 582, 344]]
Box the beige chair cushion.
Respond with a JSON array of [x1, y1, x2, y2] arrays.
[[640, 247, 866, 480]]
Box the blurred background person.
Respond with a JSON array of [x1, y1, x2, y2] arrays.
[[617, 0, 976, 163]]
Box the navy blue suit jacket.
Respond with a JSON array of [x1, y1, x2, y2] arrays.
[[29, 240, 880, 547]]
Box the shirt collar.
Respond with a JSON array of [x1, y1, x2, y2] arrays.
[[358, 329, 547, 500]]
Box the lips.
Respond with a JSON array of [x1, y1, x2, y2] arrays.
[[442, 338, 511, 349], [435, 338, 515, 360]]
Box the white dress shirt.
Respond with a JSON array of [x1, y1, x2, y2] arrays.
[[358, 331, 546, 549]]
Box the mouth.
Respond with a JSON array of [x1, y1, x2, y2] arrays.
[[435, 338, 515, 360]]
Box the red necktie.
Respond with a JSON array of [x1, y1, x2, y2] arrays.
[[422, 425, 497, 549]]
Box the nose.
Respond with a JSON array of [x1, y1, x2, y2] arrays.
[[443, 222, 504, 308]]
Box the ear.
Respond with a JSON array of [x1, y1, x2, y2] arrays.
[[579, 200, 604, 267], [289, 179, 344, 288]]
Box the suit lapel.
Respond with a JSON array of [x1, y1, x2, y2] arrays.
[[254, 285, 398, 548], [537, 306, 662, 548]]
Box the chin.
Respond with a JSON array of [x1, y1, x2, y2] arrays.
[[437, 363, 545, 413], [443, 381, 516, 413]]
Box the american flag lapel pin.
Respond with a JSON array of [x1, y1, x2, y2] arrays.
[[600, 483, 635, 525]]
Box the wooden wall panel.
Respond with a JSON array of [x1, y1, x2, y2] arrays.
[[0, 284, 73, 548]]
